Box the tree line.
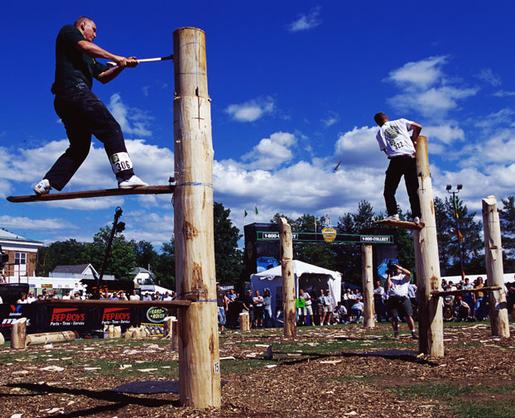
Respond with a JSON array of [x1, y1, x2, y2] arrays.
[[37, 196, 514, 288]]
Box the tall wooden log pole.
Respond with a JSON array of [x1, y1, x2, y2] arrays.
[[482, 195, 510, 338], [361, 245, 375, 329], [279, 217, 296, 338], [173, 27, 221, 408], [414, 136, 444, 358]]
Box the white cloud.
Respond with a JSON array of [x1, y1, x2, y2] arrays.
[[476, 68, 501, 86], [322, 112, 339, 127], [494, 90, 515, 97], [225, 97, 274, 122], [334, 126, 384, 167], [123, 211, 173, 246], [387, 56, 478, 118], [0, 215, 76, 230], [108, 93, 153, 137], [423, 124, 465, 144], [0, 139, 173, 208], [387, 56, 447, 89], [242, 131, 296, 170], [288, 8, 322, 32]]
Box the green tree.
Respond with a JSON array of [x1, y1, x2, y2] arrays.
[[499, 196, 515, 272], [214, 202, 243, 284], [154, 239, 175, 289], [133, 240, 158, 270], [434, 196, 483, 275], [88, 226, 136, 279], [36, 239, 89, 276]]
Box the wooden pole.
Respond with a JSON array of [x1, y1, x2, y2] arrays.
[[482, 195, 510, 338], [361, 245, 375, 329], [10, 318, 27, 350], [173, 27, 221, 409], [414, 136, 444, 358], [239, 312, 250, 332], [279, 217, 296, 338]]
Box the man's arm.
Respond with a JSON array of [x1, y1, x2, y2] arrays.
[[96, 57, 138, 84], [394, 264, 412, 278], [409, 121, 422, 145]]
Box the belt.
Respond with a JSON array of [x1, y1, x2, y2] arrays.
[[388, 154, 415, 160]]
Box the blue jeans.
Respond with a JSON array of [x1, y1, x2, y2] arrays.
[[217, 307, 226, 326]]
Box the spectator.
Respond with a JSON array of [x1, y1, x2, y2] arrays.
[[351, 298, 364, 323], [162, 292, 173, 301], [242, 289, 255, 327], [252, 290, 265, 328], [455, 294, 471, 321], [296, 291, 306, 325], [408, 282, 417, 319], [129, 290, 141, 301], [385, 264, 417, 339], [334, 302, 348, 324], [62, 291, 71, 300], [317, 289, 326, 325], [263, 289, 273, 327], [17, 292, 29, 304], [373, 280, 386, 322], [321, 289, 333, 325], [302, 288, 314, 326], [216, 284, 226, 333], [27, 292, 36, 303], [474, 277, 485, 320]]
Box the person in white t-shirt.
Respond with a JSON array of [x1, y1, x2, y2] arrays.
[[374, 112, 422, 224], [386, 263, 417, 339]]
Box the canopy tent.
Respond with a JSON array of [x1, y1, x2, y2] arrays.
[[250, 260, 342, 318]]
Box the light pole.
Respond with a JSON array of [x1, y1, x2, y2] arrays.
[[446, 184, 465, 280]]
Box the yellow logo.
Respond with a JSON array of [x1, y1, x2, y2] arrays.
[[322, 227, 337, 243]]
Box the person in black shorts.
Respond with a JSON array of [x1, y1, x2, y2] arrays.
[[34, 16, 147, 195], [385, 263, 417, 339]]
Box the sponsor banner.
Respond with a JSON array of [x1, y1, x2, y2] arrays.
[[321, 227, 337, 243], [101, 307, 132, 326], [0, 303, 173, 339]]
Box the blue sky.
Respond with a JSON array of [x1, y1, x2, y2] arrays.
[[1, 0, 514, 247]]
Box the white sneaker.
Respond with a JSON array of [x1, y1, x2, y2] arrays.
[[118, 175, 148, 189], [384, 214, 400, 222], [33, 179, 51, 195], [412, 216, 421, 225]]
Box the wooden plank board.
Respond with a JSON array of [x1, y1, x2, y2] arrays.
[[42, 298, 191, 308], [6, 185, 174, 203], [375, 219, 424, 230]]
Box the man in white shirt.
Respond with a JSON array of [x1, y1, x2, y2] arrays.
[[374, 112, 422, 223], [386, 263, 417, 339]]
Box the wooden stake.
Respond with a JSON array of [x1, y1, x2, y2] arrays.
[[173, 27, 221, 409], [361, 245, 375, 329], [279, 217, 296, 338], [11, 318, 27, 350], [171, 317, 179, 351], [239, 312, 250, 332], [482, 195, 510, 338], [414, 136, 444, 358]]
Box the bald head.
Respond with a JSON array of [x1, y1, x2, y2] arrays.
[[74, 16, 96, 42]]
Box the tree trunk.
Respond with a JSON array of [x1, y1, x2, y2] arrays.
[[173, 27, 221, 408], [279, 217, 296, 338], [361, 245, 375, 329]]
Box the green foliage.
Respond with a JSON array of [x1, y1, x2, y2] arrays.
[[499, 196, 515, 272], [434, 196, 483, 275], [88, 226, 136, 279], [36, 239, 90, 275], [214, 202, 243, 284]]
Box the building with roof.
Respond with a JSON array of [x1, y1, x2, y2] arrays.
[[0, 228, 44, 279], [50, 264, 115, 281]]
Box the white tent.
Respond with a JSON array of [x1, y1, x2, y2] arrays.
[[250, 260, 342, 317]]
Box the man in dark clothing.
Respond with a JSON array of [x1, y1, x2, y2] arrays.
[[34, 16, 147, 195], [374, 112, 422, 224]]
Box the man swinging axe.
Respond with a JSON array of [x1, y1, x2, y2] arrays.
[[34, 16, 147, 195], [374, 112, 422, 224]]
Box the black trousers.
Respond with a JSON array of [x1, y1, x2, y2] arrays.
[[383, 156, 421, 218], [45, 84, 133, 191]]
